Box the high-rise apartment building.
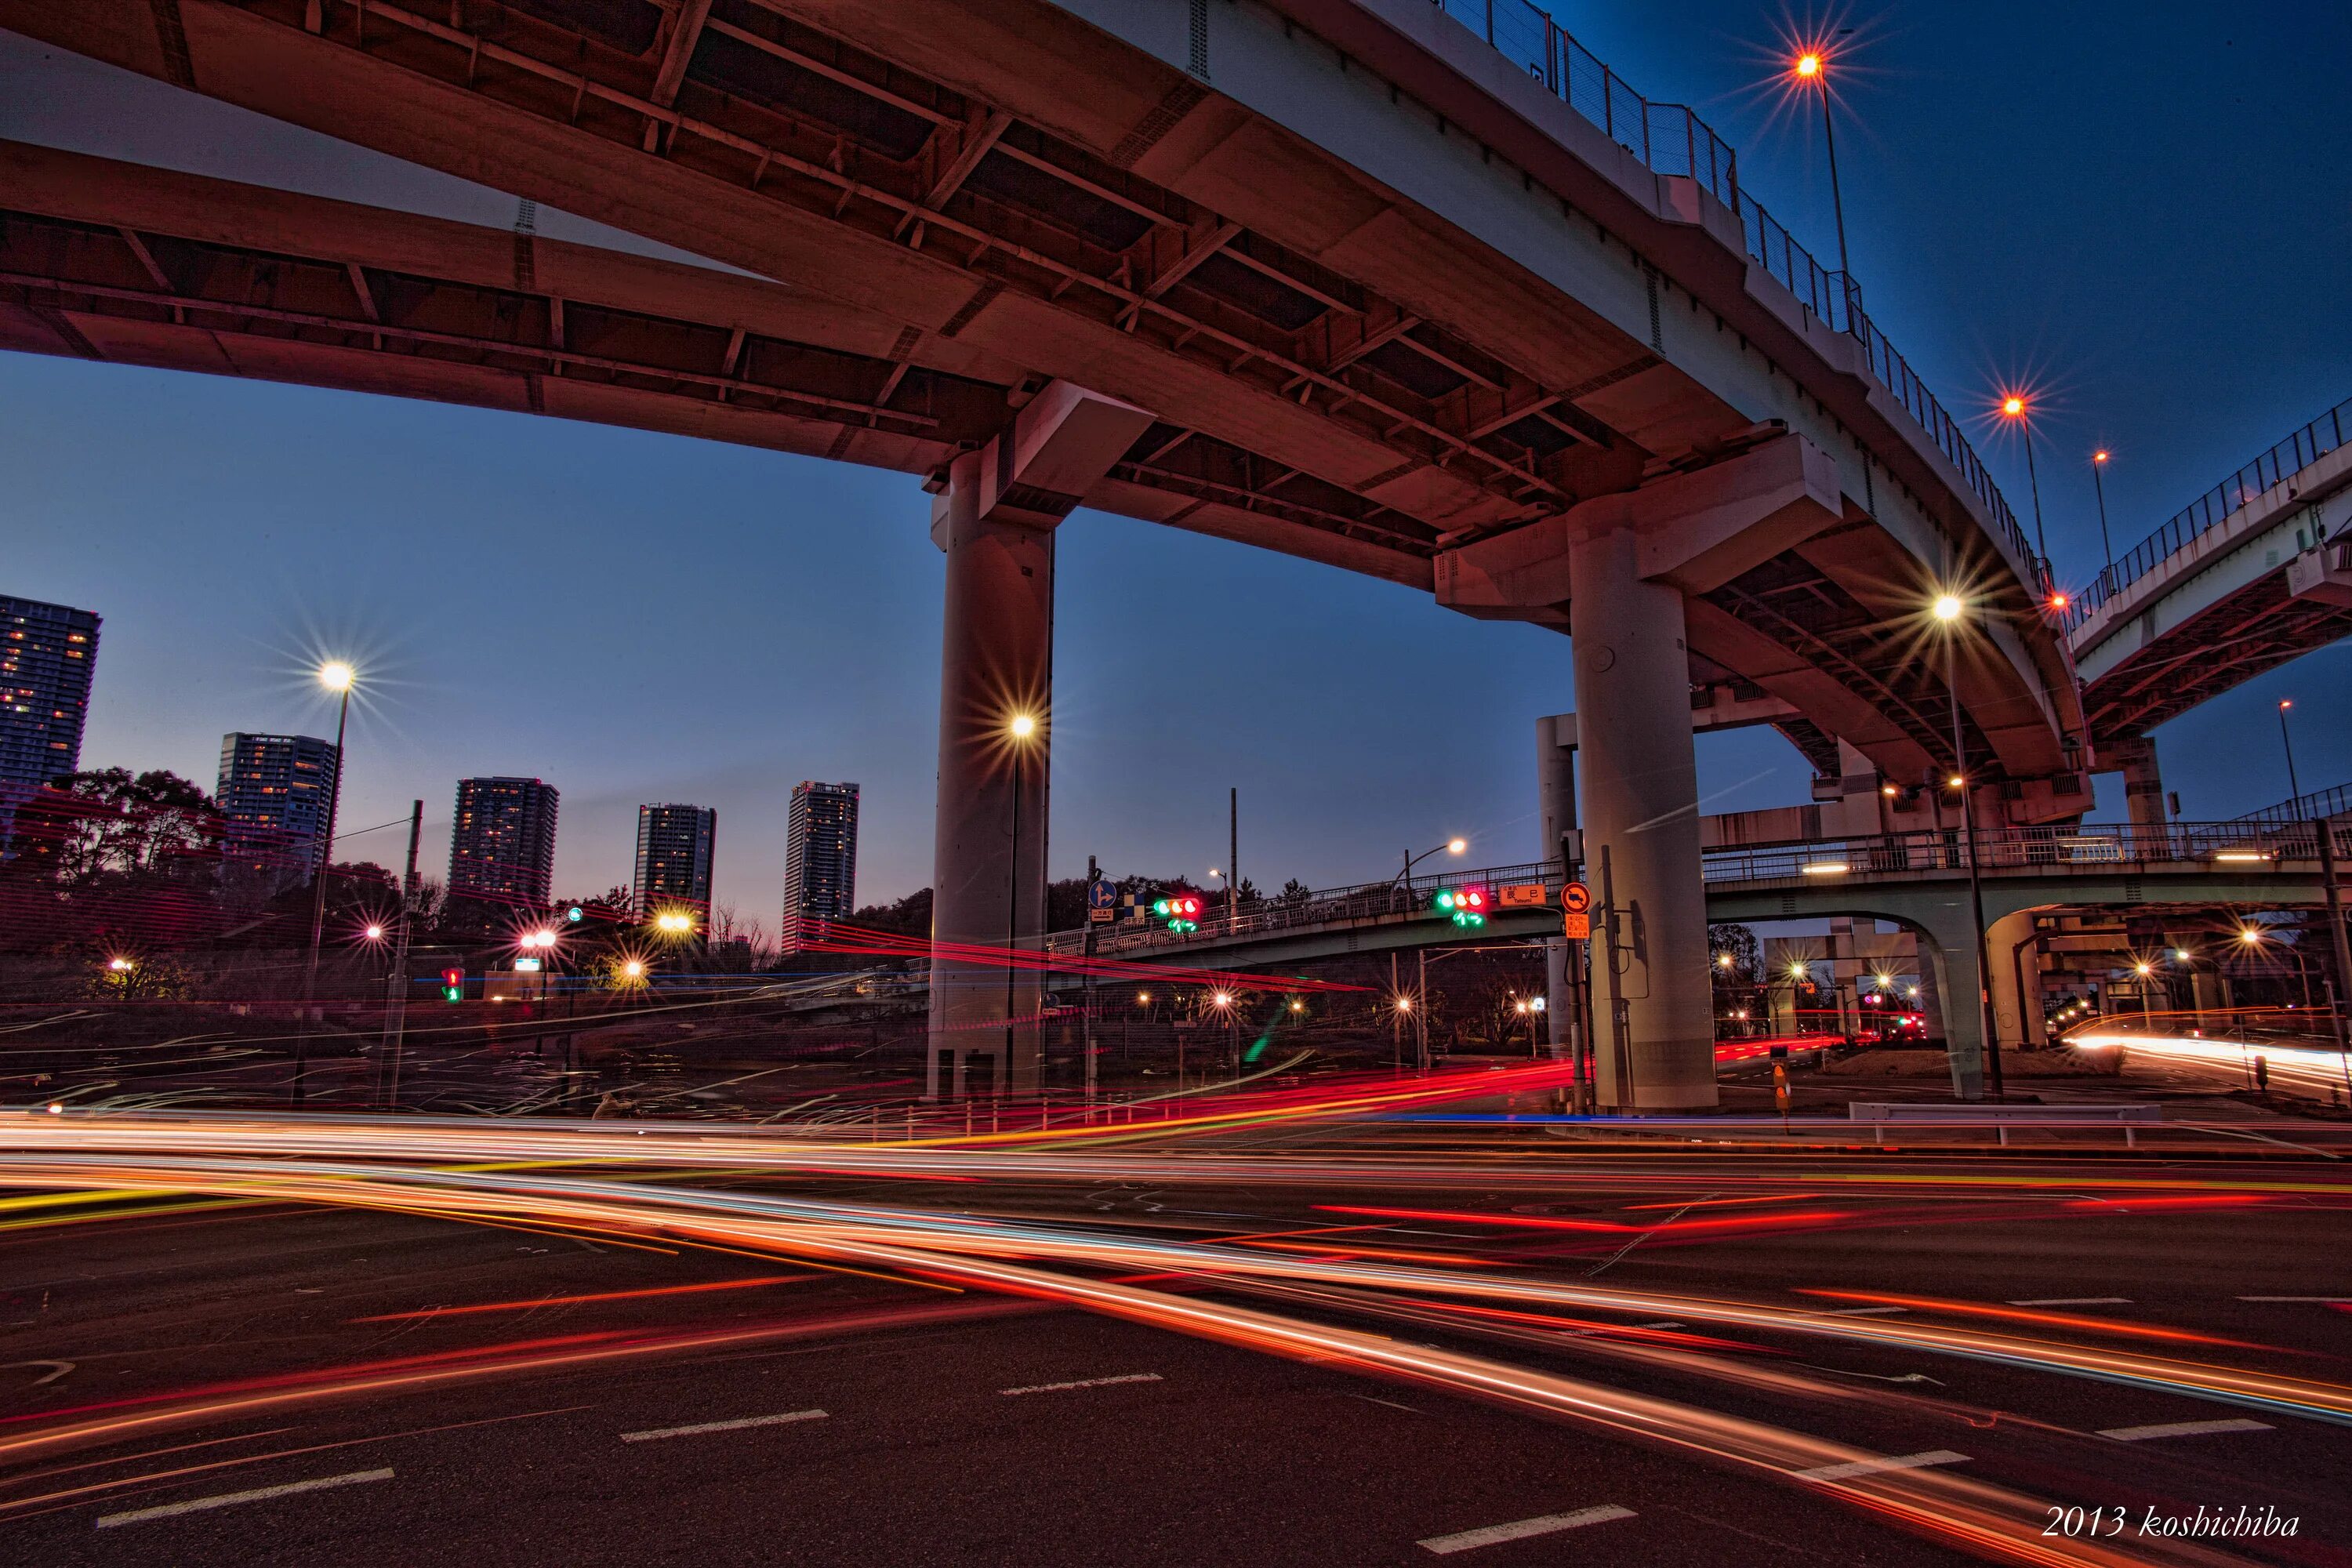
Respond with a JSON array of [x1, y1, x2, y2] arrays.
[[448, 776, 560, 909], [216, 733, 341, 874], [782, 781, 858, 953], [633, 803, 716, 916], [1, 595, 100, 790]]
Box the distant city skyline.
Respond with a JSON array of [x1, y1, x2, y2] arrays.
[[5, 5, 2348, 915]]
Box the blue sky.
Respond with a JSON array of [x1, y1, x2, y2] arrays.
[[3, 3, 2347, 930]]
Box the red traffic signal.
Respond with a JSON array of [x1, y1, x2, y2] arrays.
[[440, 966, 464, 1004], [1436, 887, 1488, 927], [1152, 892, 1203, 932]]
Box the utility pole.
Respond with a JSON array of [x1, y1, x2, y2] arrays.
[[1599, 844, 1632, 1109], [376, 799, 422, 1109], [1561, 831, 1590, 1112], [1415, 947, 1430, 1073], [1083, 852, 1098, 1112], [1228, 787, 1238, 932]]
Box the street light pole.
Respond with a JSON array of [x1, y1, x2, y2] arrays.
[[295, 661, 355, 1107], [2278, 699, 2303, 805], [1939, 608, 2004, 1100], [2091, 450, 2115, 587], [1004, 741, 1022, 1097]]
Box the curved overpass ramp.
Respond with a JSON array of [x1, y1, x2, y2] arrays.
[[0, 0, 2078, 1107], [2067, 396, 2352, 748]]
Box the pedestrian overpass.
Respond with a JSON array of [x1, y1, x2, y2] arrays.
[[1048, 819, 2344, 1099]]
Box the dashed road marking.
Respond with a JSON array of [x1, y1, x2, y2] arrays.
[[1418, 1504, 1635, 1554], [1796, 1450, 1969, 1483], [2237, 1295, 2352, 1303], [2098, 1419, 2272, 1442], [2009, 1297, 2131, 1306], [97, 1468, 394, 1528], [1636, 1320, 1685, 1330], [999, 1373, 1162, 1396], [619, 1409, 827, 1443], [1824, 1305, 1908, 1316]]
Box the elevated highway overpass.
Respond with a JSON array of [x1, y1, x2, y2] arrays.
[[2063, 395, 2352, 819], [1051, 819, 2347, 1099], [0, 0, 2082, 1107]]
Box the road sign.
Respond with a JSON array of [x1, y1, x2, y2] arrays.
[[1559, 880, 1591, 939], [1497, 882, 1548, 909], [1087, 877, 1115, 924]]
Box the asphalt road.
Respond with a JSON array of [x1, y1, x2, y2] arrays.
[[3, 1136, 2347, 1566]]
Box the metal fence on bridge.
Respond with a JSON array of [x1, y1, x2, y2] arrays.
[[1427, 0, 2045, 586], [2064, 393, 2352, 631], [1047, 819, 2346, 956]]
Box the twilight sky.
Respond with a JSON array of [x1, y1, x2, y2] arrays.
[[4, 3, 2347, 931]]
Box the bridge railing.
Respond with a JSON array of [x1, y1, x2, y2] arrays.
[[2064, 392, 2352, 632], [1427, 0, 2046, 589], [1043, 819, 2340, 956]]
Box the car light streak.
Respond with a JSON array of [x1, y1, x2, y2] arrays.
[[3, 1150, 2347, 1450], [0, 1160, 2223, 1566]]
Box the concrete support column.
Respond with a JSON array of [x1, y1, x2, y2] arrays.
[[926, 451, 1053, 1098], [2112, 736, 2167, 834], [1569, 524, 1715, 1109], [1536, 713, 1578, 1063], [920, 381, 1151, 1100], [1910, 914, 1986, 1099], [1986, 907, 2047, 1049]]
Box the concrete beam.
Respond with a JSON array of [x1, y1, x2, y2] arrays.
[[1433, 434, 1841, 617]]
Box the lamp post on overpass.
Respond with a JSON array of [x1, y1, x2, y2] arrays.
[[1397, 837, 1468, 894], [1791, 38, 1857, 307], [2278, 699, 2303, 806], [1932, 592, 2005, 1100], [1999, 394, 2053, 580], [2090, 448, 2116, 590]]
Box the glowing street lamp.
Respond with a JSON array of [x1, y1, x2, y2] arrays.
[[652, 909, 696, 937], [2090, 448, 2116, 585], [296, 657, 360, 1106], [1788, 38, 1855, 292], [1998, 392, 2053, 567], [1928, 590, 2002, 1097], [2278, 699, 2303, 804], [107, 956, 134, 974], [363, 923, 386, 942], [1399, 837, 1469, 887], [1002, 710, 1043, 1077]]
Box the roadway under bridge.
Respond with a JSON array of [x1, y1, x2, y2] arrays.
[[5, 0, 2087, 1106]]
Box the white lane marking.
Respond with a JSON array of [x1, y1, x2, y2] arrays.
[[1636, 1321, 1686, 1330], [619, 1409, 827, 1443], [999, 1372, 1162, 1396], [2237, 1295, 2352, 1303], [2009, 1297, 2131, 1306], [1348, 1393, 1421, 1413], [1824, 1305, 1908, 1316], [2098, 1419, 2273, 1442], [1796, 1449, 1969, 1483], [1418, 1504, 1635, 1554], [96, 1468, 394, 1528]]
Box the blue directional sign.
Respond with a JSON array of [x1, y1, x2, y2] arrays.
[[1087, 877, 1116, 923]]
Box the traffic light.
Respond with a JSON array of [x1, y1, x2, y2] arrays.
[[565, 905, 585, 924], [1436, 887, 1488, 927], [1152, 891, 1204, 933], [440, 966, 464, 1003]]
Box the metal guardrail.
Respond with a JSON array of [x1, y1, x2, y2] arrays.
[[1426, 0, 2045, 584], [2065, 393, 2352, 631], [2231, 779, 2352, 831], [1046, 819, 2344, 957]]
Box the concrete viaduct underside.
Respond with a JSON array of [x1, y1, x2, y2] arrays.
[[0, 0, 2085, 1108]]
